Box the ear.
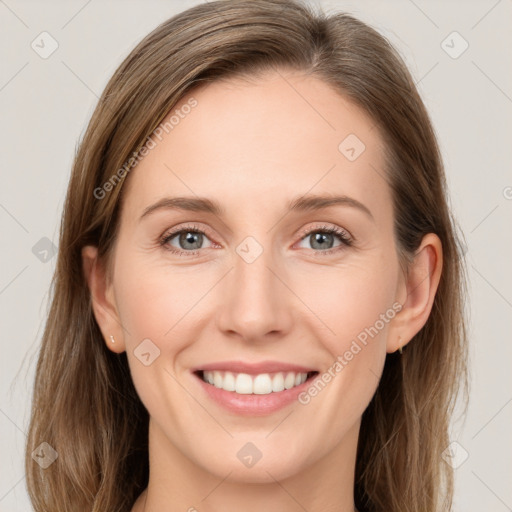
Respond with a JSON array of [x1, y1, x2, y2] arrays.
[[82, 245, 126, 353], [387, 233, 443, 353]]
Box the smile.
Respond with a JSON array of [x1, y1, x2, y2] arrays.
[[197, 370, 318, 395]]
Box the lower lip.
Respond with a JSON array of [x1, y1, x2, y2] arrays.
[[193, 372, 318, 416]]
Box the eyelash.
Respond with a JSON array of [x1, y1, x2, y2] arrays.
[[158, 223, 353, 257]]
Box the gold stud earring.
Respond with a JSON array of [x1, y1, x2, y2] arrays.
[[110, 335, 115, 344]]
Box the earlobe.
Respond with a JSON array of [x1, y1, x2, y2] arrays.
[[81, 245, 126, 353], [387, 233, 443, 353]]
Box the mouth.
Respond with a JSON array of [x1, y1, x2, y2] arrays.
[[194, 370, 319, 395]]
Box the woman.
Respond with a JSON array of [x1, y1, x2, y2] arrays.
[[25, 0, 469, 511]]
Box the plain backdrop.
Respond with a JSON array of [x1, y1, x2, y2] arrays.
[[1, 0, 511, 510]]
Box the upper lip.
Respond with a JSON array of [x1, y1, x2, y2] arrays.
[[192, 360, 318, 375]]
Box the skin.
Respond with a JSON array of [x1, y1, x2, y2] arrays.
[[82, 68, 442, 512]]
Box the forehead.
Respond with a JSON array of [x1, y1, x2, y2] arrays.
[[120, 70, 391, 225]]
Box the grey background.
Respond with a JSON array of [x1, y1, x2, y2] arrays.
[[1, 0, 511, 510]]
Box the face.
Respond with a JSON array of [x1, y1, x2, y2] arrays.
[[91, 69, 409, 483]]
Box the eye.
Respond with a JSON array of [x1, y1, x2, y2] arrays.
[[159, 223, 353, 258], [159, 224, 215, 256], [295, 224, 353, 256]]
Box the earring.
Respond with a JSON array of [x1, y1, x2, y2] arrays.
[[398, 336, 403, 354], [110, 335, 115, 344]]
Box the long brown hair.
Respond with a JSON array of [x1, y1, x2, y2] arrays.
[[25, 1, 470, 510]]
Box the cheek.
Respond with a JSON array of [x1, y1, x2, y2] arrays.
[[296, 260, 397, 356], [297, 268, 394, 440], [113, 257, 212, 378], [113, 263, 192, 418], [114, 253, 188, 342], [295, 257, 397, 431]]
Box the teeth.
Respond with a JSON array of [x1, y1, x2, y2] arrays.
[[223, 371, 236, 391], [201, 371, 309, 395], [235, 373, 253, 394]]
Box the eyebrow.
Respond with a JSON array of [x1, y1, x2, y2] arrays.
[[139, 194, 374, 222]]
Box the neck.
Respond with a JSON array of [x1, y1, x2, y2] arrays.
[[132, 417, 361, 512]]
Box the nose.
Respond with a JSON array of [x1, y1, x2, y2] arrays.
[[216, 240, 294, 344]]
